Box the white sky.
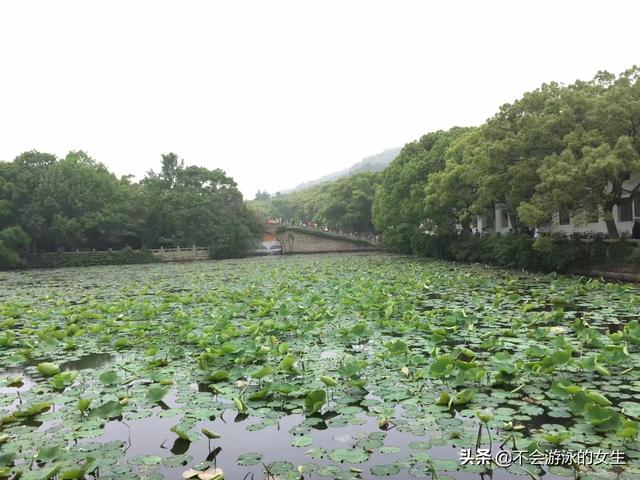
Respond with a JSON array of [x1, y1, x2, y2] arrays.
[[0, 1, 638, 198]]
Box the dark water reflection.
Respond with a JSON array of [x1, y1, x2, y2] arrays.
[[60, 352, 114, 371], [0, 354, 600, 476], [0, 368, 563, 479], [83, 399, 568, 480], [1, 352, 114, 414]]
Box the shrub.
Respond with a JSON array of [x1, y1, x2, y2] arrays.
[[209, 223, 257, 259], [607, 237, 634, 266], [24, 248, 157, 269], [407, 231, 638, 275], [379, 224, 418, 254], [411, 231, 453, 258], [0, 226, 30, 269], [589, 236, 608, 265], [532, 234, 580, 271]]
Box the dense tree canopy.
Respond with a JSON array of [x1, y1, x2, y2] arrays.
[[423, 128, 481, 235], [253, 172, 381, 234], [372, 66, 640, 251], [137, 153, 259, 252], [372, 128, 470, 251], [0, 152, 259, 267], [517, 69, 640, 237]]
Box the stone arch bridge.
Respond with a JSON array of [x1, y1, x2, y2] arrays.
[[261, 225, 379, 254]]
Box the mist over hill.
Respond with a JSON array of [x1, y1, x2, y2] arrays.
[[281, 147, 401, 193]]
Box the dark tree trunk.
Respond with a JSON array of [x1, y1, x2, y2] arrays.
[[604, 187, 622, 239], [604, 217, 619, 239], [460, 219, 472, 237]]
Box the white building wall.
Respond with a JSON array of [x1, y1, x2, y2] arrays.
[[493, 203, 513, 234], [474, 204, 511, 235], [539, 175, 640, 237], [470, 175, 640, 237], [475, 216, 486, 233]]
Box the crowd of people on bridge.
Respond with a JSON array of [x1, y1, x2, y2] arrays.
[[264, 218, 380, 242]]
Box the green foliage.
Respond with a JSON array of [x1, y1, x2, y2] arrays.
[[423, 128, 481, 234], [77, 397, 92, 414], [373, 66, 640, 262], [146, 385, 170, 403], [374, 130, 468, 249], [26, 248, 157, 269], [304, 389, 326, 414], [516, 70, 640, 238], [607, 236, 635, 265], [0, 226, 30, 268], [88, 400, 122, 419], [417, 233, 634, 273], [201, 427, 221, 439], [253, 190, 271, 201], [98, 371, 122, 386], [1, 151, 139, 254], [0, 151, 258, 269], [137, 153, 260, 258], [2, 67, 640, 273], [252, 172, 381, 234], [36, 362, 61, 377]]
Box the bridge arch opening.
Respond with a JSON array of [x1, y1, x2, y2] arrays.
[[258, 231, 282, 254]]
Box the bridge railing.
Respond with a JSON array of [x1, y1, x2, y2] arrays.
[[149, 246, 210, 254]]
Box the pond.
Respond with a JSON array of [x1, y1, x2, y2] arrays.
[[1, 253, 639, 479]]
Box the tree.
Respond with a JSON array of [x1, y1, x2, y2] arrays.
[[373, 129, 467, 251], [518, 68, 640, 237], [255, 172, 380, 234], [424, 128, 479, 234], [465, 81, 581, 232], [0, 226, 30, 268], [0, 149, 259, 266], [25, 151, 133, 250], [138, 153, 258, 256], [254, 190, 271, 201], [319, 172, 380, 233]]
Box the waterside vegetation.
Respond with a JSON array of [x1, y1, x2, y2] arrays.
[[1, 254, 639, 478]]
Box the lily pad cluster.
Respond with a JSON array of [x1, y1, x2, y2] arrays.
[[0, 254, 639, 479]]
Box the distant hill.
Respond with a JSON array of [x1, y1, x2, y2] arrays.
[[282, 147, 401, 193]]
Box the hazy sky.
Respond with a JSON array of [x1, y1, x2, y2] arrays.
[[1, 1, 638, 198]]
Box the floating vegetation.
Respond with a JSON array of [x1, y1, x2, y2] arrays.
[[0, 253, 639, 479]]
